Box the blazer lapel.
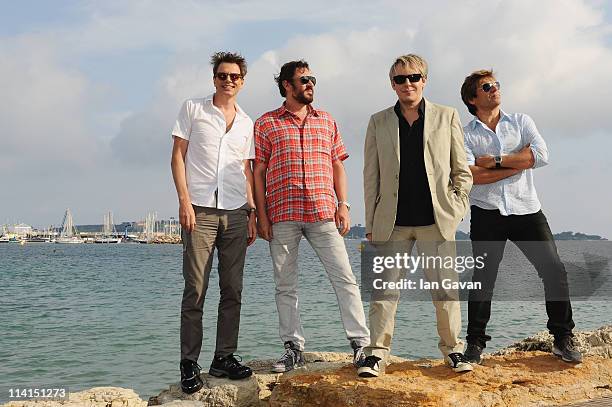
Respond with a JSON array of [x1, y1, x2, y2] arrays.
[[423, 99, 437, 176], [423, 98, 437, 148], [385, 107, 400, 163]]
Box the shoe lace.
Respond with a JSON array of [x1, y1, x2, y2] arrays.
[[226, 354, 243, 368], [353, 347, 365, 362], [277, 348, 296, 364], [363, 355, 381, 368], [448, 352, 470, 365], [182, 361, 202, 379], [559, 336, 578, 351]]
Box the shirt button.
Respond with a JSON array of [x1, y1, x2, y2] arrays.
[[395, 174, 399, 179], [393, 193, 397, 197]]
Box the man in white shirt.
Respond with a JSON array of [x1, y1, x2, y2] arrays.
[[171, 52, 256, 393], [460, 69, 582, 365]]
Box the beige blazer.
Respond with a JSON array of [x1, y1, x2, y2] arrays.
[[363, 99, 473, 242]]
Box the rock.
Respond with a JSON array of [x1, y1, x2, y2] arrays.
[[494, 325, 612, 358], [150, 352, 397, 406], [2, 387, 147, 407], [269, 352, 612, 407], [5, 327, 612, 407]]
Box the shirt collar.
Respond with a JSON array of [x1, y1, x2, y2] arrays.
[[471, 109, 509, 130], [277, 102, 320, 119], [206, 93, 248, 118], [393, 97, 425, 118]]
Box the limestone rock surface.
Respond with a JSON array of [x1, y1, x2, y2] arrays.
[[4, 327, 612, 407]]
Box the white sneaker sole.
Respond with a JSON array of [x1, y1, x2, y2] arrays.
[[452, 363, 474, 373], [357, 367, 380, 377]]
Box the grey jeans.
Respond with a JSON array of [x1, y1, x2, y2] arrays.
[[270, 220, 370, 350], [180, 205, 248, 361]]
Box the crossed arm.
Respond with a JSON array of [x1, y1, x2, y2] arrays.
[[470, 145, 534, 185]]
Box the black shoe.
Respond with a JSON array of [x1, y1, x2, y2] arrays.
[[357, 355, 382, 377], [553, 336, 583, 363], [180, 359, 204, 394], [209, 354, 253, 380], [464, 343, 483, 365], [446, 352, 474, 373]]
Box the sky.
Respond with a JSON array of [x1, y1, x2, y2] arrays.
[[1, 0, 611, 237]]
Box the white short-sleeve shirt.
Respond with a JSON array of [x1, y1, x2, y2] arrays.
[[171, 94, 255, 210]]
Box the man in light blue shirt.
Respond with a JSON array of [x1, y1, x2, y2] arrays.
[[460, 69, 582, 364]]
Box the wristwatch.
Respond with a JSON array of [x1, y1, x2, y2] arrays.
[[338, 201, 351, 211], [494, 155, 502, 168]]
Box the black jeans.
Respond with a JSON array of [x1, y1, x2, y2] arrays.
[[466, 206, 575, 348]]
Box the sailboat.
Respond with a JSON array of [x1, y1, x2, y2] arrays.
[[94, 211, 122, 244], [136, 212, 157, 244], [55, 209, 84, 244]]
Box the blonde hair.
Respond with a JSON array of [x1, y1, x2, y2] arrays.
[[389, 54, 428, 79]]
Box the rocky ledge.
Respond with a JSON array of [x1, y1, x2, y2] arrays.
[[4, 326, 611, 407]]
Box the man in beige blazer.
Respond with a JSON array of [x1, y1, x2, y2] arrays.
[[357, 54, 473, 377]]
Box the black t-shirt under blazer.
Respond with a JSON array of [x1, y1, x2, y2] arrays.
[[394, 99, 435, 226]]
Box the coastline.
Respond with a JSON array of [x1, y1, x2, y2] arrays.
[[3, 326, 611, 407]]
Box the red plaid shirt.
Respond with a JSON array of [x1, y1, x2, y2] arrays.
[[255, 104, 348, 223]]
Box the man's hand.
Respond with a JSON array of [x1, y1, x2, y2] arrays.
[[179, 201, 196, 233], [247, 212, 257, 246], [475, 155, 496, 169], [366, 233, 372, 242], [257, 214, 273, 241], [335, 204, 350, 236]]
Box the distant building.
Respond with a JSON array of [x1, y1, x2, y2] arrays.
[[9, 223, 32, 236]]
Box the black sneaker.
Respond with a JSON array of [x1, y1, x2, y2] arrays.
[[271, 341, 305, 373], [351, 340, 367, 367], [464, 343, 483, 365], [180, 359, 204, 394], [209, 354, 253, 380], [357, 355, 382, 377], [553, 336, 583, 363], [446, 352, 474, 373]]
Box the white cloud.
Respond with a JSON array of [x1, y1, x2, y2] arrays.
[[2, 0, 611, 236]]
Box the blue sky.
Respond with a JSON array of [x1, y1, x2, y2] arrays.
[[1, 0, 611, 237]]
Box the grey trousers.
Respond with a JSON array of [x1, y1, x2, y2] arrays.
[[180, 205, 248, 361], [270, 220, 370, 350]]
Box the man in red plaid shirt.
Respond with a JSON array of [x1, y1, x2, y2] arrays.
[[254, 60, 370, 373]]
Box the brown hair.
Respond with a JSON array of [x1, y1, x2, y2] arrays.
[[210, 51, 247, 77], [275, 60, 310, 97], [461, 69, 495, 115]]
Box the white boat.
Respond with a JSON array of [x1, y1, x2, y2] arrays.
[[94, 211, 122, 244], [55, 209, 84, 244]]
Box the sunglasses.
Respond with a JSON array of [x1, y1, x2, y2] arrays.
[[298, 75, 316, 86], [392, 73, 423, 84], [215, 72, 243, 82], [481, 81, 500, 92]]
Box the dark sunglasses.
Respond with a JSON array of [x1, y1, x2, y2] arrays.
[[215, 72, 243, 82], [481, 81, 500, 92], [298, 75, 316, 86], [392, 73, 423, 84]]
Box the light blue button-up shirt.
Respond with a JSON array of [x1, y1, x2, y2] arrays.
[[463, 111, 549, 216]]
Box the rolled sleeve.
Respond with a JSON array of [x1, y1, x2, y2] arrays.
[[171, 100, 193, 140], [463, 136, 476, 166], [331, 120, 349, 162], [254, 120, 271, 164], [521, 114, 549, 168]]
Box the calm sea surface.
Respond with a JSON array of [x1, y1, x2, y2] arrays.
[[1, 241, 610, 402]]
